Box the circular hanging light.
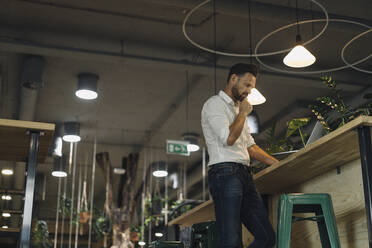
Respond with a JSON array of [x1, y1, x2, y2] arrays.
[[183, 133, 200, 152], [63, 122, 81, 143], [247, 88, 266, 105], [1, 169, 13, 175], [52, 155, 67, 177], [2, 212, 11, 218], [151, 161, 168, 177], [138, 241, 146, 246], [75, 73, 98, 100], [155, 232, 163, 237]]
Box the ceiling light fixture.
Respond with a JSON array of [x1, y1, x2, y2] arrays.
[[2, 213, 11, 218], [1, 195, 12, 201], [138, 241, 146, 246], [155, 232, 163, 237], [152, 161, 168, 178], [62, 122, 81, 143], [1, 225, 8, 229], [247, 88, 266, 105], [183, 133, 200, 152], [283, 0, 316, 68], [75, 73, 98, 100], [52, 155, 67, 177], [1, 169, 13, 175]]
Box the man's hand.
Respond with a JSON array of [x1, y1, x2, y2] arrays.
[[248, 145, 279, 166], [239, 99, 253, 116]]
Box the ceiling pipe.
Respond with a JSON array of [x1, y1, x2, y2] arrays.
[[141, 0, 372, 28], [12, 55, 44, 227], [0, 33, 367, 87]]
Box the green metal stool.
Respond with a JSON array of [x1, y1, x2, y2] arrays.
[[149, 240, 184, 248], [191, 221, 218, 248], [277, 193, 341, 248]]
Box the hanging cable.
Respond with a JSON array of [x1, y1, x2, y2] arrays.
[[53, 177, 62, 248], [74, 166, 82, 248], [68, 143, 78, 248], [60, 142, 73, 248], [140, 148, 147, 243], [186, 71, 189, 133], [296, 0, 300, 36], [88, 138, 97, 248], [212, 0, 217, 94], [248, 0, 253, 64], [310, 1, 315, 37]]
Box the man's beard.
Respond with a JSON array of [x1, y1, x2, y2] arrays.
[[232, 86, 245, 102]]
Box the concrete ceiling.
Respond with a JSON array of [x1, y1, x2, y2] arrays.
[[0, 0, 371, 235]]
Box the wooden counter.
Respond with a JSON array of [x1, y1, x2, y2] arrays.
[[168, 115, 372, 228], [0, 118, 55, 163]]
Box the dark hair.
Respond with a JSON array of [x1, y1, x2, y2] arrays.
[[227, 63, 258, 82]]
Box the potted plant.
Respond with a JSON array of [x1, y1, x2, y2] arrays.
[[309, 76, 372, 132], [151, 196, 163, 217], [130, 226, 142, 242], [32, 220, 51, 248]]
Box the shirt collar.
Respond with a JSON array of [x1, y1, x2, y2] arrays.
[[219, 90, 235, 106]]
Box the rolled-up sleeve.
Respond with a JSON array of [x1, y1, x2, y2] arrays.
[[247, 133, 256, 148], [202, 100, 230, 146]]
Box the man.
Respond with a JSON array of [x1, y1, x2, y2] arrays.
[[201, 63, 278, 248]]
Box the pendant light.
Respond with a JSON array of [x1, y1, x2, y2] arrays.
[[283, 0, 316, 68], [247, 88, 266, 105], [52, 155, 67, 177], [1, 195, 12, 201], [152, 161, 168, 178], [183, 133, 200, 152], [246, 0, 266, 106], [75, 73, 98, 100], [1, 169, 13, 175], [184, 71, 200, 153], [62, 122, 81, 143]]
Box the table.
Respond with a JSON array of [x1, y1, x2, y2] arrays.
[[168, 115, 372, 247]]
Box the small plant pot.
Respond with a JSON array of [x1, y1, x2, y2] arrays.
[[79, 212, 91, 223], [151, 200, 163, 217], [130, 231, 139, 242]]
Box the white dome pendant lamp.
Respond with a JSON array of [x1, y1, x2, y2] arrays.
[[283, 0, 316, 68]]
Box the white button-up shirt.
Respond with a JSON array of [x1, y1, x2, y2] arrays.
[[201, 91, 255, 166]]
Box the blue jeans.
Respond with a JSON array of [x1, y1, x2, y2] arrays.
[[208, 162, 276, 248]]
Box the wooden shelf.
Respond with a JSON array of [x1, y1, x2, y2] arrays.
[[254, 115, 372, 194], [168, 115, 372, 226], [0, 119, 55, 163]]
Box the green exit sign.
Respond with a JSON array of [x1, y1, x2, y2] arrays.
[[166, 140, 190, 156]]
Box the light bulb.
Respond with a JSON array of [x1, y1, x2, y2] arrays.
[[52, 171, 67, 177], [187, 144, 200, 152], [75, 89, 98, 100], [62, 135, 81, 143], [153, 170, 168, 177], [1, 169, 13, 175], [138, 241, 146, 246], [155, 232, 163, 237], [2, 212, 11, 217]]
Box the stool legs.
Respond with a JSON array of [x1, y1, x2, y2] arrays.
[[277, 195, 293, 248], [276, 194, 341, 248]]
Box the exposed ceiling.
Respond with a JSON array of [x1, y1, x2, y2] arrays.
[[0, 0, 371, 243]]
